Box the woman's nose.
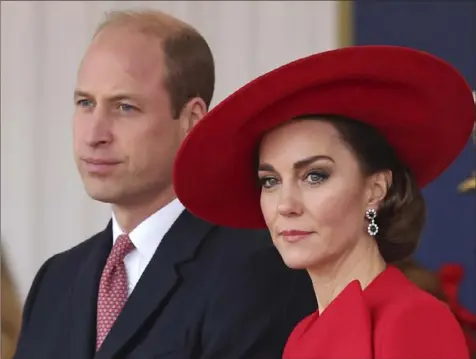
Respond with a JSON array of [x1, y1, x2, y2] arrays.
[[276, 189, 303, 217]]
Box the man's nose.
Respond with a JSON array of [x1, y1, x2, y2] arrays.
[[85, 109, 113, 147]]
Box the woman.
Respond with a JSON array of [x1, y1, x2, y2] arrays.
[[172, 46, 474, 358]]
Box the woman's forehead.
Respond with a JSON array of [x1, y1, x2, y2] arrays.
[[259, 119, 345, 159]]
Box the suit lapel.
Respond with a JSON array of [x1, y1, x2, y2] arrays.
[[68, 222, 113, 359], [95, 210, 214, 359]]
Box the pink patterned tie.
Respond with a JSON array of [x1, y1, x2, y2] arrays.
[[96, 234, 135, 350]]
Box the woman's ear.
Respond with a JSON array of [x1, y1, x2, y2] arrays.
[[367, 170, 392, 208]]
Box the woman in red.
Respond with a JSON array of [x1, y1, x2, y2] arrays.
[[172, 46, 474, 358]]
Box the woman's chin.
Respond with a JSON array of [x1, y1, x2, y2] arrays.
[[274, 243, 325, 271], [281, 254, 317, 271]]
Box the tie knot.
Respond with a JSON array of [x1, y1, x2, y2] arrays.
[[110, 234, 135, 264]]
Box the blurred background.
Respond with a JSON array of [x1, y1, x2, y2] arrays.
[[1, 1, 475, 357]]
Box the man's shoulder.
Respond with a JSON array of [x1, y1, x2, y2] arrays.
[[199, 224, 278, 265], [209, 224, 273, 249], [203, 225, 317, 326], [39, 226, 109, 275], [21, 226, 111, 319], [207, 224, 310, 282]]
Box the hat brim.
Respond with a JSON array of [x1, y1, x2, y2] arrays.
[[173, 45, 475, 229]]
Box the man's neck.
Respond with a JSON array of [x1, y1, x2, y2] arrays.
[[112, 188, 177, 234]]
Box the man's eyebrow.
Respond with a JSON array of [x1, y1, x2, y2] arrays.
[[73, 90, 141, 102], [73, 90, 91, 99]]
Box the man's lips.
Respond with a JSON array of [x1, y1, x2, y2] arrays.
[[82, 158, 121, 165], [81, 158, 122, 174]]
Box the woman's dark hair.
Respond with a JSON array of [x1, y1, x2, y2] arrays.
[[300, 114, 426, 262]]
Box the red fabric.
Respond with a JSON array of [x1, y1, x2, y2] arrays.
[[283, 266, 470, 359], [96, 234, 134, 350], [440, 264, 476, 354], [173, 45, 475, 229]]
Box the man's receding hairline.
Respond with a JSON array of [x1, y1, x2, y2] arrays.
[[93, 9, 197, 41]]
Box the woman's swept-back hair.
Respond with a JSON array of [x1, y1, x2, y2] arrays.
[[307, 115, 426, 262]]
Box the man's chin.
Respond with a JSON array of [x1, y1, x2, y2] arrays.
[[83, 187, 120, 204]]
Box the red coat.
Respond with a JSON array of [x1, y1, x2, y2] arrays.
[[283, 266, 469, 359]]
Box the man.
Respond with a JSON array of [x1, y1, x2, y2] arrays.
[[13, 10, 316, 359]]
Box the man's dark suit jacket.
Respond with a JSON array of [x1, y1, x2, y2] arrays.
[[14, 210, 317, 359]]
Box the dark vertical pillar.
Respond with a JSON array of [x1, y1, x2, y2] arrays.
[[354, 1, 476, 311]]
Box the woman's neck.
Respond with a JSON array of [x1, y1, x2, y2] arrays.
[[307, 239, 386, 314]]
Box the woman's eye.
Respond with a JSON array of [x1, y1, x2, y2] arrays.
[[305, 171, 329, 184], [260, 177, 278, 189]]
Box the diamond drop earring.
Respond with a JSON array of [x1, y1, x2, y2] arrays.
[[365, 208, 378, 236]]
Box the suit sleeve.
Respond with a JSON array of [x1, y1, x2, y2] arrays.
[[200, 247, 317, 359], [14, 255, 55, 355], [380, 296, 470, 359]]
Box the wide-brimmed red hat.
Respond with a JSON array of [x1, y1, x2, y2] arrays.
[[173, 45, 475, 229]]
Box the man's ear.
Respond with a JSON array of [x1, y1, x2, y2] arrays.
[[178, 97, 208, 138], [366, 170, 392, 208]]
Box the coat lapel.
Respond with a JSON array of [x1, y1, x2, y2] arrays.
[[95, 210, 214, 359], [283, 281, 373, 359], [68, 222, 113, 359]]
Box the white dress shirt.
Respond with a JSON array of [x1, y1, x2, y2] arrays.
[[112, 198, 185, 295]]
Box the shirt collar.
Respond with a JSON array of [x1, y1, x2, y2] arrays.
[[112, 198, 185, 260]]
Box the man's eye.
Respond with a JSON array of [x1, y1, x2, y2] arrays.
[[76, 99, 93, 107], [118, 103, 136, 112]]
